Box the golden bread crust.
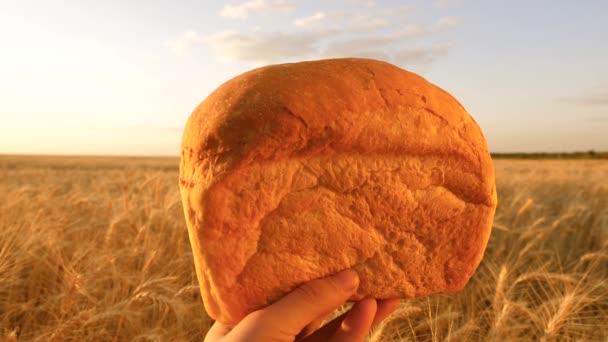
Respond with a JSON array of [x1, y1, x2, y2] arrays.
[[179, 58, 497, 324]]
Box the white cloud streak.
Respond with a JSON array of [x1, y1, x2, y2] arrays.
[[394, 43, 452, 66], [434, 0, 457, 9], [341, 0, 377, 6], [564, 87, 608, 106], [293, 7, 410, 31], [435, 16, 460, 31], [320, 17, 458, 64], [168, 3, 460, 71], [205, 30, 334, 65], [220, 0, 295, 18], [294, 12, 326, 28]]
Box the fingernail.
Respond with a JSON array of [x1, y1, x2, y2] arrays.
[[332, 269, 359, 291]]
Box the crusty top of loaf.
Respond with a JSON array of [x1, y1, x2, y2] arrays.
[[180, 58, 494, 205]]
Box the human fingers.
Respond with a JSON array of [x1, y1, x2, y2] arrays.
[[259, 269, 360, 336], [204, 321, 233, 341], [297, 298, 400, 341], [297, 311, 348, 341], [299, 298, 377, 342], [329, 297, 377, 342], [371, 299, 400, 327], [295, 316, 325, 341]]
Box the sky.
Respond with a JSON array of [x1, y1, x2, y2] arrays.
[[1, 0, 607, 156]]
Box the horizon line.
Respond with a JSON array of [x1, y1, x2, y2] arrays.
[[1, 150, 607, 159]]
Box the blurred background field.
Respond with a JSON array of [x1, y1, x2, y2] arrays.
[[1, 156, 606, 341]]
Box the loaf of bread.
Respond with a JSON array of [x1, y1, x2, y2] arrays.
[[179, 58, 497, 325]]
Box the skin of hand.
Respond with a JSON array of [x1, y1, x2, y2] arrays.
[[204, 269, 401, 342]]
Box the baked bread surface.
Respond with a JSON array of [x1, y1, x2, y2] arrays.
[[179, 58, 497, 325]]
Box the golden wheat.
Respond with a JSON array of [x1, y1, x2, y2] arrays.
[[0, 156, 606, 341]]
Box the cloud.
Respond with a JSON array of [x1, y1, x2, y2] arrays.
[[323, 38, 453, 70], [341, 0, 377, 7], [348, 13, 389, 30], [321, 25, 432, 58], [394, 24, 431, 38], [564, 88, 608, 106], [435, 16, 460, 31], [320, 17, 457, 64], [322, 37, 395, 58], [293, 7, 410, 32], [220, 0, 295, 18], [374, 5, 412, 18], [394, 43, 452, 66], [205, 30, 334, 64], [168, 3, 459, 71], [163, 30, 204, 57], [434, 0, 460, 9], [294, 12, 326, 28], [293, 9, 453, 36], [204, 12, 457, 67], [588, 116, 608, 122]]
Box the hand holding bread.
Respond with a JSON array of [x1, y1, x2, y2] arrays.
[[204, 269, 401, 342]]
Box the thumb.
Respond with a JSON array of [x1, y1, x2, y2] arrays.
[[261, 269, 360, 336]]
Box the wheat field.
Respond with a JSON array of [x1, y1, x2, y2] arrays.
[[0, 155, 606, 341]]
